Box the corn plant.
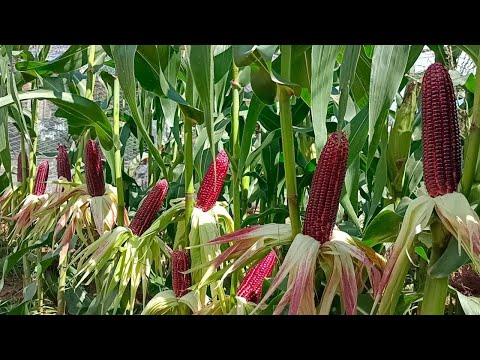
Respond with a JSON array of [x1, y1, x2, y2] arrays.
[[0, 44, 479, 316]]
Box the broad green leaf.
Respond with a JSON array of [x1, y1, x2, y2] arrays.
[[351, 49, 372, 107], [0, 235, 52, 292], [242, 208, 289, 227], [240, 128, 281, 178], [403, 150, 423, 197], [213, 46, 232, 113], [214, 46, 232, 83], [258, 98, 310, 132], [0, 89, 113, 150], [237, 95, 265, 182], [16, 45, 106, 75], [465, 73, 476, 94], [6, 48, 29, 139], [338, 45, 361, 128], [135, 45, 203, 123], [263, 135, 283, 211], [415, 246, 428, 262], [256, 45, 278, 65], [111, 45, 167, 175], [0, 47, 10, 176], [345, 105, 369, 167], [362, 208, 403, 247], [363, 45, 374, 59], [340, 190, 362, 233], [291, 45, 311, 89], [233, 45, 257, 67], [345, 155, 360, 214], [22, 282, 37, 302], [367, 127, 388, 223], [456, 291, 480, 315], [311, 45, 340, 154], [250, 63, 277, 105], [429, 238, 470, 278], [367, 45, 409, 168], [99, 71, 115, 108], [42, 76, 66, 92], [190, 45, 215, 164]]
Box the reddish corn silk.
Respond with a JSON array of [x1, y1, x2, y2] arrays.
[[85, 140, 105, 197], [17, 153, 29, 183], [195, 150, 229, 212], [303, 131, 349, 244], [421, 62, 461, 198], [237, 250, 277, 303], [129, 179, 169, 236], [33, 160, 49, 196], [172, 249, 192, 298], [57, 144, 72, 182]]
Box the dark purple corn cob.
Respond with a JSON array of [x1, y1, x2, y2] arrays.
[[85, 140, 105, 197], [237, 250, 277, 303], [33, 160, 49, 196], [57, 144, 72, 182], [303, 131, 349, 244], [421, 63, 461, 198], [195, 150, 229, 212], [129, 179, 169, 236], [450, 265, 480, 297], [17, 153, 29, 183], [172, 249, 192, 298]]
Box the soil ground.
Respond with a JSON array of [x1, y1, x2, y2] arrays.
[[0, 273, 23, 303]]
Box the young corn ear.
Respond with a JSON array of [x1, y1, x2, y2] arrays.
[[195, 150, 229, 212], [129, 179, 169, 236], [17, 153, 29, 183], [57, 144, 72, 182], [422, 62, 461, 198], [172, 249, 192, 298], [85, 140, 105, 197], [303, 131, 349, 243], [237, 250, 277, 303], [34, 160, 49, 196]]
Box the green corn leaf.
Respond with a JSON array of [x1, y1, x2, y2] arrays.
[[311, 45, 340, 155], [0, 89, 113, 150], [367, 45, 409, 168]]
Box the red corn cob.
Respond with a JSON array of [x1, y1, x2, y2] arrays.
[[450, 265, 480, 297], [129, 179, 169, 236], [303, 131, 349, 244], [57, 144, 72, 182], [34, 160, 49, 196], [237, 250, 277, 303], [17, 153, 29, 183], [85, 140, 105, 197], [421, 63, 461, 198], [172, 249, 192, 298], [195, 150, 229, 212]]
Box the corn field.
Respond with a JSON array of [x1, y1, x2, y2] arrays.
[[0, 44, 479, 315]]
